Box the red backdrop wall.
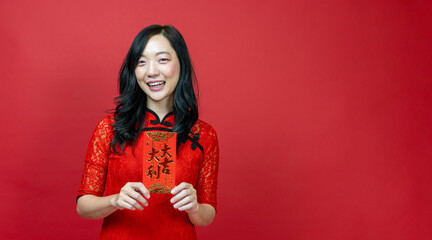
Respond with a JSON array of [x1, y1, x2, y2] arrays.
[[0, 0, 431, 239]]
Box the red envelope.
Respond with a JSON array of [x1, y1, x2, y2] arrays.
[[143, 131, 176, 193]]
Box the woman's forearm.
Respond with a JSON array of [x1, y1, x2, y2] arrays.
[[187, 203, 216, 227], [77, 194, 216, 225], [76, 194, 119, 220]]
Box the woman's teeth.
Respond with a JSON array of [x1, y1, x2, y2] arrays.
[[148, 81, 165, 87]]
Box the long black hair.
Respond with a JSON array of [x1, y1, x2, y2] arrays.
[[110, 25, 198, 154]]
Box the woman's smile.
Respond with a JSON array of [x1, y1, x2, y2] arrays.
[[147, 80, 166, 91]]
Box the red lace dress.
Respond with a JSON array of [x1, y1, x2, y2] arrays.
[[77, 110, 219, 240]]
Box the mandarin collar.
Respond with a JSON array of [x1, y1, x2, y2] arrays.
[[146, 108, 174, 127]]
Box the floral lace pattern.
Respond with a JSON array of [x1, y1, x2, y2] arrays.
[[77, 116, 114, 197], [192, 121, 219, 209]]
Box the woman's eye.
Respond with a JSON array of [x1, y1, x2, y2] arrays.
[[159, 58, 169, 63], [138, 60, 146, 65]]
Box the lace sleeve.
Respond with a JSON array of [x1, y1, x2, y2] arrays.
[[195, 125, 219, 211], [77, 116, 113, 199]]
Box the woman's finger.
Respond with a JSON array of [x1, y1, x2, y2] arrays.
[[178, 202, 199, 212], [119, 194, 143, 210], [126, 189, 148, 207], [124, 182, 150, 205], [170, 188, 192, 204], [130, 182, 150, 199], [173, 195, 194, 209], [118, 183, 149, 210], [117, 198, 136, 210], [171, 182, 190, 195]]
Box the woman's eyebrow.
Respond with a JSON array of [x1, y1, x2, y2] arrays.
[[141, 51, 171, 57], [156, 51, 171, 55]]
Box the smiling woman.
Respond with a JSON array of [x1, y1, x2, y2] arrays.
[[75, 25, 219, 240]]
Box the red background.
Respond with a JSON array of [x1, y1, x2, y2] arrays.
[[1, 0, 431, 239]]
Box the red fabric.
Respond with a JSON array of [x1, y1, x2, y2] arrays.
[[77, 110, 219, 240]]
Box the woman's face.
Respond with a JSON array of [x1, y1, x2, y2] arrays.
[[135, 34, 180, 108]]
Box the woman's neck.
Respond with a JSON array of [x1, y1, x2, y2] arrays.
[[146, 97, 174, 120]]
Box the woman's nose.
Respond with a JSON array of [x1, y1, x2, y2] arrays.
[[147, 61, 160, 77]]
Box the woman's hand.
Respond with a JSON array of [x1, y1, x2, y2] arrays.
[[111, 182, 151, 211], [170, 182, 199, 213]]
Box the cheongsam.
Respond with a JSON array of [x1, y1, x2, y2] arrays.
[[77, 109, 219, 240]]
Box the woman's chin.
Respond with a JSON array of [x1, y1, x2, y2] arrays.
[[146, 93, 174, 106]]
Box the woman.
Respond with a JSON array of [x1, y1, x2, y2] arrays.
[[76, 25, 219, 240]]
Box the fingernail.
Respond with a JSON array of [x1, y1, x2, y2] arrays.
[[173, 204, 178, 209], [170, 198, 174, 203]]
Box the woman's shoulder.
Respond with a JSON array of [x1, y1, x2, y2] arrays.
[[192, 119, 218, 144], [193, 119, 217, 134], [91, 114, 115, 136], [96, 114, 115, 127]]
